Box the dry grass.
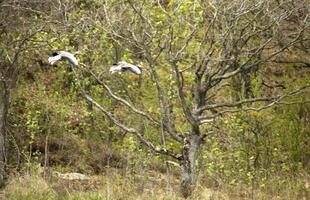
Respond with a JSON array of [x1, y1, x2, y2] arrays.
[[3, 174, 55, 200], [2, 168, 309, 200], [3, 168, 183, 200]]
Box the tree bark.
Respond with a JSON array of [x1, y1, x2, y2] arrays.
[[0, 80, 8, 187], [180, 134, 200, 198]]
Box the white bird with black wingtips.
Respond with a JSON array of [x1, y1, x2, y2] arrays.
[[109, 61, 142, 75], [48, 51, 78, 66]]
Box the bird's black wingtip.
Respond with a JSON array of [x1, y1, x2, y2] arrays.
[[52, 52, 59, 56]]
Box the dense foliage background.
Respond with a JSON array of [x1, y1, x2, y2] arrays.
[[0, 0, 309, 199]]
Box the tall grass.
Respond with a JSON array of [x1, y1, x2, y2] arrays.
[[4, 168, 308, 200]]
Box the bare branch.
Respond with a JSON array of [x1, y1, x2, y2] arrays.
[[80, 63, 183, 143], [84, 94, 182, 160], [199, 84, 310, 122], [172, 61, 197, 127], [126, 0, 154, 30], [212, 30, 304, 82], [79, 64, 161, 127], [197, 97, 279, 113]]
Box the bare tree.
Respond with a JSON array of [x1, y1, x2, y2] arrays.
[[0, 0, 55, 186], [0, 1, 23, 185], [69, 0, 309, 197]]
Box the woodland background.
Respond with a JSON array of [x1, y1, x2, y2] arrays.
[[0, 0, 309, 199]]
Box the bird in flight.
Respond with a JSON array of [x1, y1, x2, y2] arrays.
[[48, 51, 78, 66], [109, 61, 142, 75]]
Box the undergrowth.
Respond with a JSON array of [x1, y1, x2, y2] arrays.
[[3, 167, 309, 200]]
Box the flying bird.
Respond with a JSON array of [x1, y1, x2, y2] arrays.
[[109, 61, 142, 75], [48, 51, 78, 66]]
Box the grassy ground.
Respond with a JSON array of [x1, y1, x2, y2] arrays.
[[2, 167, 309, 200]]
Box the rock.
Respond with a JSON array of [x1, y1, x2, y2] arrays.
[[52, 171, 91, 180]]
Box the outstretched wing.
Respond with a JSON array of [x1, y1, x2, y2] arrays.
[[118, 61, 142, 75], [48, 55, 62, 65], [59, 51, 78, 66]]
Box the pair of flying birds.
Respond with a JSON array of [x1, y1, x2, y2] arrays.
[[48, 51, 142, 75]]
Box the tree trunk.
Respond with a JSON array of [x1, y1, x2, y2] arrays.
[[0, 80, 8, 187], [180, 134, 200, 198], [242, 71, 254, 99]]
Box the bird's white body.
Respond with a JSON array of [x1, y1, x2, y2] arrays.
[[48, 51, 78, 66], [48, 55, 62, 65], [109, 65, 123, 74], [109, 61, 142, 75]]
